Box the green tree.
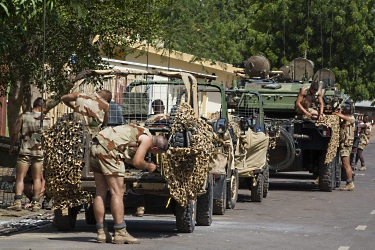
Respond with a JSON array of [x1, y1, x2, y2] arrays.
[[165, 0, 375, 102], [0, 0, 169, 135]]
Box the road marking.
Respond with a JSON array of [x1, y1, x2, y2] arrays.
[[355, 225, 367, 230], [338, 247, 350, 250], [371, 210, 375, 215]]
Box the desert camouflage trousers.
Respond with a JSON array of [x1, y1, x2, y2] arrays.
[[358, 134, 369, 150], [89, 141, 125, 176], [339, 145, 352, 157]]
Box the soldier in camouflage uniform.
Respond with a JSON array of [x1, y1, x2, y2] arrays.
[[334, 105, 356, 191], [8, 98, 51, 211], [89, 124, 168, 244], [61, 90, 112, 136], [355, 115, 372, 171]]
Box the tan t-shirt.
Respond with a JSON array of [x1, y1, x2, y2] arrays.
[[73, 92, 108, 135], [19, 111, 51, 156]]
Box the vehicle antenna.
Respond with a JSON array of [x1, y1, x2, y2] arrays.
[[167, 0, 174, 72], [304, 0, 311, 59], [320, 4, 324, 69], [329, 11, 333, 68], [40, 0, 46, 131], [146, 0, 151, 71], [282, 4, 286, 58]]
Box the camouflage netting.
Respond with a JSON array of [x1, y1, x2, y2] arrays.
[[42, 121, 92, 210], [315, 114, 340, 164], [163, 102, 220, 207]]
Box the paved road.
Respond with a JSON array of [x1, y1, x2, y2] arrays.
[[1, 138, 374, 250]]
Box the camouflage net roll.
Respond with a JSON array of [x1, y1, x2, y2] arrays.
[[42, 120, 92, 210], [315, 114, 340, 164], [163, 102, 220, 207]]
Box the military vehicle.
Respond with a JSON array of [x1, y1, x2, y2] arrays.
[[47, 70, 239, 233], [234, 55, 351, 192], [225, 89, 270, 202]]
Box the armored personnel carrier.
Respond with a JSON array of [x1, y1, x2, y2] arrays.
[[234, 56, 350, 192]]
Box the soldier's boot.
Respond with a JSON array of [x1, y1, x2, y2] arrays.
[[135, 206, 145, 217], [97, 227, 112, 243], [359, 166, 366, 171], [113, 228, 140, 244], [7, 198, 22, 211], [42, 197, 52, 210], [31, 197, 42, 212], [31, 201, 42, 212], [311, 177, 319, 185], [340, 182, 355, 191]]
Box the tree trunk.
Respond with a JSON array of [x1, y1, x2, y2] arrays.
[[7, 81, 31, 136]]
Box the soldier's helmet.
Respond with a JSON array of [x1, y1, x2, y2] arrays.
[[341, 102, 353, 115]]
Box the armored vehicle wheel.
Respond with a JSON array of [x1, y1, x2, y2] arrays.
[[319, 150, 336, 192], [85, 204, 96, 225], [175, 199, 196, 233], [213, 174, 226, 215], [251, 174, 264, 202], [196, 174, 213, 226], [53, 206, 80, 231], [263, 167, 270, 198], [226, 169, 239, 209]]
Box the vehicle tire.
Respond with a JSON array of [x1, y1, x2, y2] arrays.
[[175, 199, 196, 233], [213, 174, 226, 215], [196, 174, 213, 226], [319, 150, 336, 192], [85, 204, 96, 225], [263, 166, 270, 198], [171, 131, 191, 148], [251, 174, 264, 202], [53, 206, 80, 231], [226, 169, 239, 209]]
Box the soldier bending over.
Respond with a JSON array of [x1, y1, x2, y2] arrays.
[[89, 124, 168, 244]]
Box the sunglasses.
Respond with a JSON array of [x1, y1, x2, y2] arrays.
[[152, 145, 169, 152]]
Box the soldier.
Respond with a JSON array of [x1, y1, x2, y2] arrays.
[[8, 97, 51, 211], [295, 81, 325, 121], [61, 90, 112, 136], [89, 124, 168, 244], [145, 99, 170, 125], [355, 115, 372, 171], [334, 104, 355, 191]]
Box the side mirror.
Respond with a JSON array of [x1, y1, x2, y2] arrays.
[[214, 118, 228, 134], [239, 117, 249, 131]]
